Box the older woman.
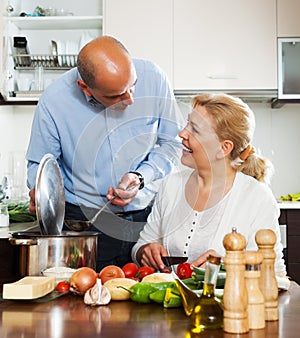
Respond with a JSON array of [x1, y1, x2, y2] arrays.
[[132, 93, 286, 277]]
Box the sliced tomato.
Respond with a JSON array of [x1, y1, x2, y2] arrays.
[[122, 262, 139, 278], [176, 262, 193, 280], [135, 266, 155, 280]]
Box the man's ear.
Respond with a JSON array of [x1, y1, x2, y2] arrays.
[[77, 79, 92, 96], [216, 140, 234, 159]]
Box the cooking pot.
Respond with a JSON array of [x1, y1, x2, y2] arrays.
[[9, 231, 98, 277]]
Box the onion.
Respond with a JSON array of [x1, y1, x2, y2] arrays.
[[70, 267, 98, 295]]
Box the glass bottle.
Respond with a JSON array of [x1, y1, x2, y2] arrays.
[[0, 203, 9, 227], [190, 254, 224, 331], [176, 254, 224, 332]]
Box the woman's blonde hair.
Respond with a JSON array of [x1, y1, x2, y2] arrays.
[[192, 93, 273, 184]]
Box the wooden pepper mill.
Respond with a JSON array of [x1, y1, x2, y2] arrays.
[[255, 229, 278, 321], [245, 251, 265, 329], [223, 227, 249, 334]]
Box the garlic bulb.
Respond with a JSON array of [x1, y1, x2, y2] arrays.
[[84, 279, 111, 306]]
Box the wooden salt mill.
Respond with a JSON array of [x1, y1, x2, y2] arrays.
[[223, 227, 249, 334], [245, 251, 265, 329], [255, 229, 278, 321]]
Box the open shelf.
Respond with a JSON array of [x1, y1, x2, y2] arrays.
[[5, 15, 103, 30]]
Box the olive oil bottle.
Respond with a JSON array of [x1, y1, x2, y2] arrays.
[[175, 255, 224, 332]]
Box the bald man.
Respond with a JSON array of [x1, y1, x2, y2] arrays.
[[26, 36, 184, 270]]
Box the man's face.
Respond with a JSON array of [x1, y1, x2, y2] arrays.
[[78, 63, 137, 111]]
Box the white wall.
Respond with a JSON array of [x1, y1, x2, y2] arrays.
[[0, 105, 34, 199], [0, 101, 299, 200], [249, 101, 300, 198]]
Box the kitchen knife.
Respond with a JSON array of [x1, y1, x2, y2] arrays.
[[162, 256, 188, 267]]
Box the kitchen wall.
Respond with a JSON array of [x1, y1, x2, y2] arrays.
[[249, 101, 300, 199], [0, 101, 299, 200], [0, 105, 33, 200]]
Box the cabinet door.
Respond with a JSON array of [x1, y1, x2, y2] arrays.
[[277, 0, 300, 37], [173, 0, 277, 91], [286, 209, 300, 283], [103, 0, 173, 85]]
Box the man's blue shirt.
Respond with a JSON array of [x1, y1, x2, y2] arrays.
[[26, 58, 184, 211]]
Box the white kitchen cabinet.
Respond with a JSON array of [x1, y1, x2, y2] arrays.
[[277, 0, 300, 37], [103, 0, 173, 85], [103, 0, 277, 92], [173, 0, 277, 91], [1, 0, 103, 102]]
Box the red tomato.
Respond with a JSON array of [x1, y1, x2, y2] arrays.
[[161, 268, 172, 274], [129, 276, 139, 281], [176, 262, 193, 280], [56, 281, 70, 293], [99, 265, 125, 284], [122, 262, 139, 278], [135, 266, 155, 280]]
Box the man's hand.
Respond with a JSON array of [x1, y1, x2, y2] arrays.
[[107, 172, 141, 207], [28, 188, 36, 213]]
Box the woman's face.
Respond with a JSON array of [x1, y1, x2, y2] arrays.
[[178, 105, 222, 169]]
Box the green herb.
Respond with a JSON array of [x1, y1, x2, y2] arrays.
[[7, 201, 36, 223]]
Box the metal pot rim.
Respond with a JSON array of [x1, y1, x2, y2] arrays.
[[10, 231, 98, 239]]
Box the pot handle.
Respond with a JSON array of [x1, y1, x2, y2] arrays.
[[9, 238, 38, 246]]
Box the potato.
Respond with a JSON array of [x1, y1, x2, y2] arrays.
[[141, 272, 175, 283], [104, 278, 138, 300]]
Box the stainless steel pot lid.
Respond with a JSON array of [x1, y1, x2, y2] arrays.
[[35, 153, 65, 235]]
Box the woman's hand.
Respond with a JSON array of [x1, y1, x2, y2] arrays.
[[136, 243, 169, 271], [191, 249, 221, 268], [28, 188, 36, 213]]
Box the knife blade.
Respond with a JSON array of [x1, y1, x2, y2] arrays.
[[161, 256, 188, 267]]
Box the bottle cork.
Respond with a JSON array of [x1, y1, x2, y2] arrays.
[[245, 251, 265, 329], [223, 227, 249, 334], [255, 229, 278, 321]]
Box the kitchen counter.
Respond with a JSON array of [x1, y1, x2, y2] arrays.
[[0, 282, 299, 337], [0, 221, 39, 238], [278, 201, 300, 209]]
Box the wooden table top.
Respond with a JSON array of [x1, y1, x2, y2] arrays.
[[0, 282, 299, 338]]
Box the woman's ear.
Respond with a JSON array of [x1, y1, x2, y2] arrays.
[[77, 79, 92, 97], [216, 140, 234, 159]]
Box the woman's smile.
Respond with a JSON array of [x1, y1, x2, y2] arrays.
[[181, 143, 193, 158]]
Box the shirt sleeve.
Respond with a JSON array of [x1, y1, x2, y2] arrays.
[[245, 196, 287, 277], [26, 98, 61, 188], [132, 60, 185, 186]]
